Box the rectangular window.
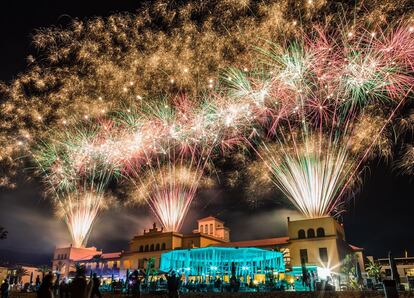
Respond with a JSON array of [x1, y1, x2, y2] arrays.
[[319, 247, 328, 263], [300, 249, 308, 263], [210, 224, 213, 234]]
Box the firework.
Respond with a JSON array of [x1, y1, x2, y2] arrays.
[[55, 188, 110, 248], [24, 14, 414, 239], [224, 24, 414, 218], [128, 153, 210, 232], [32, 123, 116, 247], [2, 0, 413, 188]]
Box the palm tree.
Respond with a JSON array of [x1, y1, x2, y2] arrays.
[[91, 254, 102, 275], [340, 254, 359, 290], [15, 266, 29, 284], [366, 260, 382, 283], [37, 265, 50, 280], [0, 226, 7, 240]]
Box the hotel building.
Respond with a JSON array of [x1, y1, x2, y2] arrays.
[[52, 215, 364, 287]]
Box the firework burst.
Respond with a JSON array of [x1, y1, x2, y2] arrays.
[[224, 23, 414, 218]]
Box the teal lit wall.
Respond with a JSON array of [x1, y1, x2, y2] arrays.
[[160, 246, 284, 279]]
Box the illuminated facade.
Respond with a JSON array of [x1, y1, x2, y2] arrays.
[[52, 246, 102, 277], [120, 217, 230, 276], [216, 216, 364, 290], [52, 215, 363, 289], [160, 247, 284, 283]]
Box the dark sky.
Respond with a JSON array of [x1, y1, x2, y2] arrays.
[[0, 0, 413, 265]]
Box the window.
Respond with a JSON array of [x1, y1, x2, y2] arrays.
[[144, 245, 149, 252], [200, 225, 203, 233], [204, 225, 208, 234], [385, 269, 391, 277], [161, 243, 166, 250], [138, 259, 145, 268], [210, 224, 213, 234], [139, 246, 143, 252], [317, 228, 325, 237], [300, 249, 308, 264], [298, 229, 306, 239], [319, 247, 328, 263], [156, 244, 160, 251], [307, 229, 315, 238], [150, 244, 154, 251]]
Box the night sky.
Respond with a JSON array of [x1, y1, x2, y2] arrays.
[[0, 0, 413, 265]]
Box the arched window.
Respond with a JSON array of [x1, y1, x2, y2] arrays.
[[317, 227, 325, 237], [150, 244, 154, 251], [204, 225, 208, 234], [144, 245, 149, 252], [298, 229, 306, 239], [156, 244, 160, 251], [307, 228, 315, 238], [161, 243, 166, 250], [139, 245, 143, 252]]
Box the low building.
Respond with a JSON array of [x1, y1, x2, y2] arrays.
[[160, 246, 285, 284], [7, 265, 40, 285], [375, 252, 414, 290], [0, 267, 8, 283], [52, 246, 102, 277]]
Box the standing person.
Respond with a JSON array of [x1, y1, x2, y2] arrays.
[[1, 279, 9, 298], [90, 273, 102, 298], [35, 276, 41, 290], [70, 266, 88, 298], [166, 271, 180, 298], [59, 279, 69, 298], [37, 272, 54, 298], [129, 270, 142, 298]]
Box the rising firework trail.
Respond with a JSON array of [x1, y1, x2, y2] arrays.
[[127, 150, 211, 232]]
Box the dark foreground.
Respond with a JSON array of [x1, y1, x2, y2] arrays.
[[7, 292, 414, 298]]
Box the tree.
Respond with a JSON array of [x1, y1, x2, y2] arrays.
[[14, 266, 29, 284], [0, 226, 7, 240], [366, 260, 382, 283], [37, 265, 50, 280], [340, 254, 359, 290]]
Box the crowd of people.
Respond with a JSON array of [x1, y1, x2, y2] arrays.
[[0, 266, 294, 298], [0, 266, 185, 298]]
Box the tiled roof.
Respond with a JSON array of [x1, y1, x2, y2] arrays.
[[101, 252, 122, 259], [349, 244, 364, 251]]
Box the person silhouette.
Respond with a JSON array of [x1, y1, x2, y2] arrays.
[[90, 273, 102, 298], [70, 266, 88, 298], [37, 272, 54, 298], [1, 279, 9, 298], [166, 271, 180, 298]]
